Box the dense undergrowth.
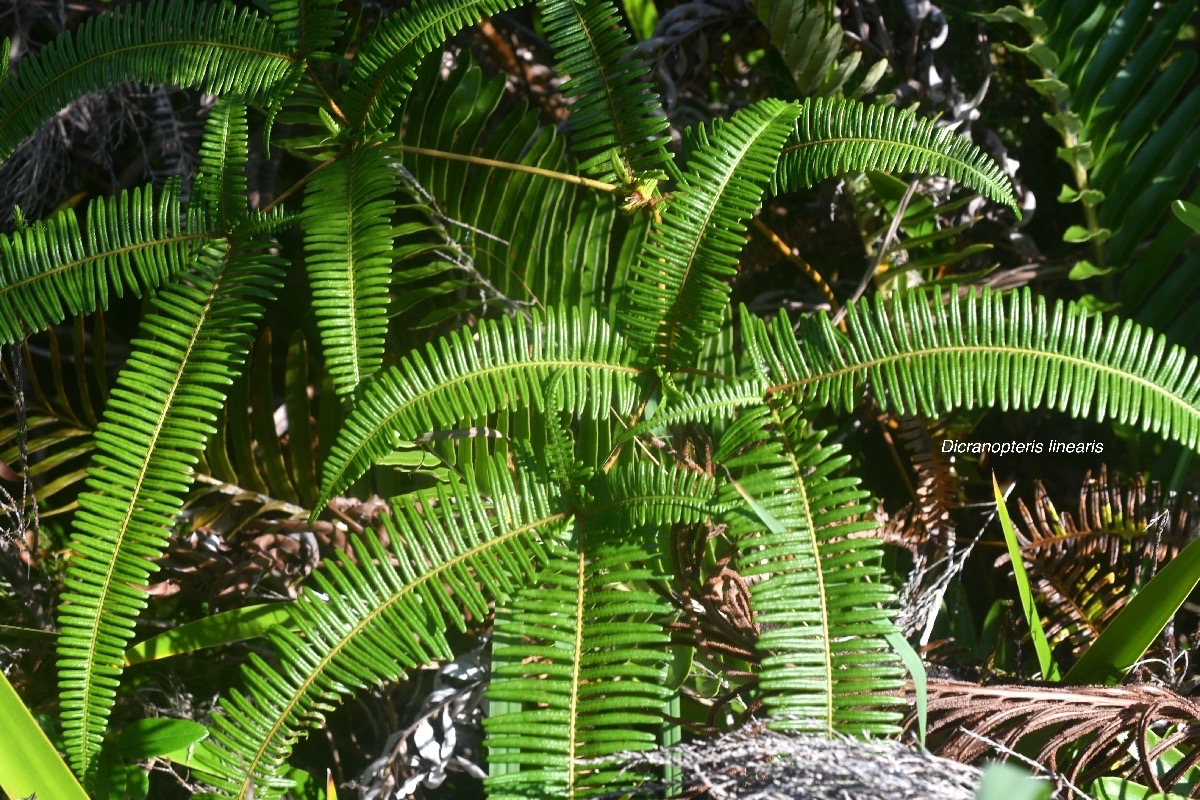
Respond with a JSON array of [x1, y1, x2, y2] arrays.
[[0, 1, 1198, 799]]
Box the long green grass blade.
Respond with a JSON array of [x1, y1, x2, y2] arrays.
[[993, 474, 1059, 681], [124, 603, 297, 666]]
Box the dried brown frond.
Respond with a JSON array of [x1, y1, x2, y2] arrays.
[[999, 467, 1199, 660], [913, 678, 1200, 795], [663, 520, 762, 733], [878, 415, 965, 638]]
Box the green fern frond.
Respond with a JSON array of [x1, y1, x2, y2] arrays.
[[197, 100, 250, 231], [622, 99, 801, 368], [588, 461, 717, 529], [343, 0, 523, 134], [315, 308, 644, 513], [304, 143, 396, 400], [0, 180, 207, 346], [486, 541, 673, 799], [394, 56, 619, 321], [746, 286, 1200, 449], [716, 404, 903, 734], [56, 236, 285, 779], [0, 0, 299, 160], [619, 379, 767, 442], [203, 465, 564, 800], [535, 0, 670, 179], [267, 0, 343, 58], [751, 0, 886, 99], [771, 98, 1019, 213]]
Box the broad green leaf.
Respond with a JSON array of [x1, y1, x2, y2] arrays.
[[116, 718, 209, 759], [0, 669, 89, 800], [1172, 200, 1200, 234]]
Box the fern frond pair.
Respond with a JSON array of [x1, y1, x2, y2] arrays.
[[57, 236, 286, 776], [622, 99, 801, 368], [486, 540, 673, 799], [203, 467, 564, 799], [716, 405, 903, 734]]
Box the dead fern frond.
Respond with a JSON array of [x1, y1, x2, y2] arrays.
[[999, 467, 1199, 660], [916, 679, 1200, 796]]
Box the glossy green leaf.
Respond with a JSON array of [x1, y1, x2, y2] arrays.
[[0, 669, 89, 800], [116, 718, 209, 759], [1172, 200, 1200, 234]]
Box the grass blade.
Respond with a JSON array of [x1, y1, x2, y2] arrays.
[[993, 474, 1059, 680]]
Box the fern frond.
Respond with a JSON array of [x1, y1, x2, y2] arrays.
[[589, 461, 718, 529], [394, 56, 619, 321], [0, 180, 207, 346], [268, 0, 343, 58], [923, 679, 1200, 792], [751, 0, 886, 99], [315, 307, 644, 513], [196, 100, 250, 232], [535, 0, 670, 178], [203, 465, 564, 800], [771, 98, 1019, 213], [715, 404, 903, 734], [747, 287, 1200, 450], [1008, 471, 1194, 660], [304, 143, 396, 400], [56, 235, 284, 778], [622, 99, 801, 368], [343, 0, 523, 134], [619, 379, 768, 443], [0, 0, 299, 160], [486, 540, 673, 799]]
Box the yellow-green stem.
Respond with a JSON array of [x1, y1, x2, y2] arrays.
[[390, 144, 620, 194]]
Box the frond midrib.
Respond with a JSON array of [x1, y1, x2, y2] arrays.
[[323, 358, 643, 500], [0, 41, 295, 145], [70, 241, 231, 775], [767, 342, 1198, 419], [342, 150, 363, 389], [568, 547, 585, 800], [235, 510, 570, 798]]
